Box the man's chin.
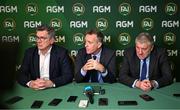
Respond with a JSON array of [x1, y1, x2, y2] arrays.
[[86, 50, 91, 54], [138, 56, 144, 60]]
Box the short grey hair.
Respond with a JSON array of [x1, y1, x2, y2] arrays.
[[36, 24, 55, 39], [85, 29, 104, 43], [135, 32, 154, 46]]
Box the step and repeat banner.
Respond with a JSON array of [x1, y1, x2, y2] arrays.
[[0, 0, 180, 81]]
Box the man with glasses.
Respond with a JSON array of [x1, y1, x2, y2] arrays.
[[119, 32, 173, 92], [18, 25, 73, 90]]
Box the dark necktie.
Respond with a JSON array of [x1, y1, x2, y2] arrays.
[[90, 55, 98, 82], [140, 58, 147, 81]]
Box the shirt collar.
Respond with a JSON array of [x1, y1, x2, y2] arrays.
[[92, 48, 102, 59], [38, 46, 52, 56], [141, 56, 150, 62]]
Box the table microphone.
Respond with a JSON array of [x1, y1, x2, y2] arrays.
[[84, 86, 94, 104]]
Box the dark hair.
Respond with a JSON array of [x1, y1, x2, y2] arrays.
[[36, 24, 55, 39], [135, 32, 154, 45], [85, 29, 104, 43]]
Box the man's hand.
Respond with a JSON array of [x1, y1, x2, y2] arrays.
[[82, 59, 105, 73], [29, 78, 54, 90], [136, 80, 152, 92]]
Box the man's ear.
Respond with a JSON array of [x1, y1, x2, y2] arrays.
[[98, 42, 102, 48], [151, 45, 154, 51], [50, 38, 55, 44]]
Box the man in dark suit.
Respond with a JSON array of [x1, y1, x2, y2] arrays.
[[119, 32, 173, 91], [18, 25, 73, 90], [75, 29, 116, 83]]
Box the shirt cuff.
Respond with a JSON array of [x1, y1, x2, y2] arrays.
[[101, 69, 108, 77], [132, 79, 138, 88], [152, 80, 159, 89], [81, 68, 87, 76], [26, 81, 31, 87], [52, 83, 56, 87]]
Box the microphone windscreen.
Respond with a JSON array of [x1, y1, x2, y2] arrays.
[[84, 86, 93, 92], [92, 55, 97, 60]]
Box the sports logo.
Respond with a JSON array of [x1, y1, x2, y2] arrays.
[[96, 18, 108, 31], [141, 18, 154, 31], [118, 33, 131, 45], [50, 18, 62, 31], [25, 3, 38, 16], [119, 3, 131, 16], [73, 33, 84, 45], [163, 32, 176, 45], [72, 3, 85, 16], [3, 18, 16, 31], [165, 2, 177, 16], [28, 33, 36, 46]]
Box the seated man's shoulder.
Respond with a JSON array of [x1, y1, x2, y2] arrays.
[[153, 46, 167, 54], [103, 46, 115, 53], [26, 46, 37, 53], [77, 48, 86, 54], [124, 47, 135, 54], [54, 45, 68, 52]]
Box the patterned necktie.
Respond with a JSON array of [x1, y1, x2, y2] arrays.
[[90, 55, 98, 82], [140, 58, 147, 81]]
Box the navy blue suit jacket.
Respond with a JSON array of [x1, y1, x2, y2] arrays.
[[75, 46, 116, 83], [119, 46, 173, 88], [18, 44, 73, 87]]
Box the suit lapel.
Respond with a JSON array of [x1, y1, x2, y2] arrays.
[[85, 54, 92, 80], [135, 56, 140, 77], [50, 47, 56, 76], [100, 48, 106, 65], [149, 52, 156, 78], [86, 54, 91, 61], [34, 49, 40, 78]]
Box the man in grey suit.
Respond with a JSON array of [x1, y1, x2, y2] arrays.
[[119, 32, 173, 91], [18, 25, 73, 90], [75, 29, 116, 83]]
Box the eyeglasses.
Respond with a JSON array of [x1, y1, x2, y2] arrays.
[[35, 36, 49, 41]]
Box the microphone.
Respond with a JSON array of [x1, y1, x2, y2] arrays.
[[92, 55, 97, 60], [84, 86, 94, 104]]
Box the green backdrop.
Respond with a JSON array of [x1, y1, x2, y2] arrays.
[[0, 0, 179, 81]]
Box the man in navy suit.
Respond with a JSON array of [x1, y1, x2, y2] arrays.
[[119, 32, 173, 91], [18, 25, 73, 90], [75, 29, 116, 83]]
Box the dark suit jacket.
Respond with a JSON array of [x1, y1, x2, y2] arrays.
[[17, 44, 73, 87], [75, 46, 116, 83], [119, 46, 173, 88]]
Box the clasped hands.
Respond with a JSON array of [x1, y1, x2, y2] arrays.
[[82, 59, 105, 73], [136, 79, 155, 92], [29, 78, 54, 90]]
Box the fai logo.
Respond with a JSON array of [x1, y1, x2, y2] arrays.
[[73, 33, 84, 46], [28, 33, 36, 46], [163, 32, 176, 45], [3, 18, 16, 31], [165, 2, 177, 16], [50, 18, 62, 31], [72, 3, 85, 16], [141, 18, 154, 31], [96, 18, 108, 31], [119, 3, 131, 16], [25, 3, 38, 16], [118, 33, 131, 46]]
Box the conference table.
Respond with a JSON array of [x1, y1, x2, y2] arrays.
[[3, 82, 180, 109]]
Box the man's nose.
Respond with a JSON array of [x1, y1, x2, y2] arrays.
[[139, 49, 143, 54]]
